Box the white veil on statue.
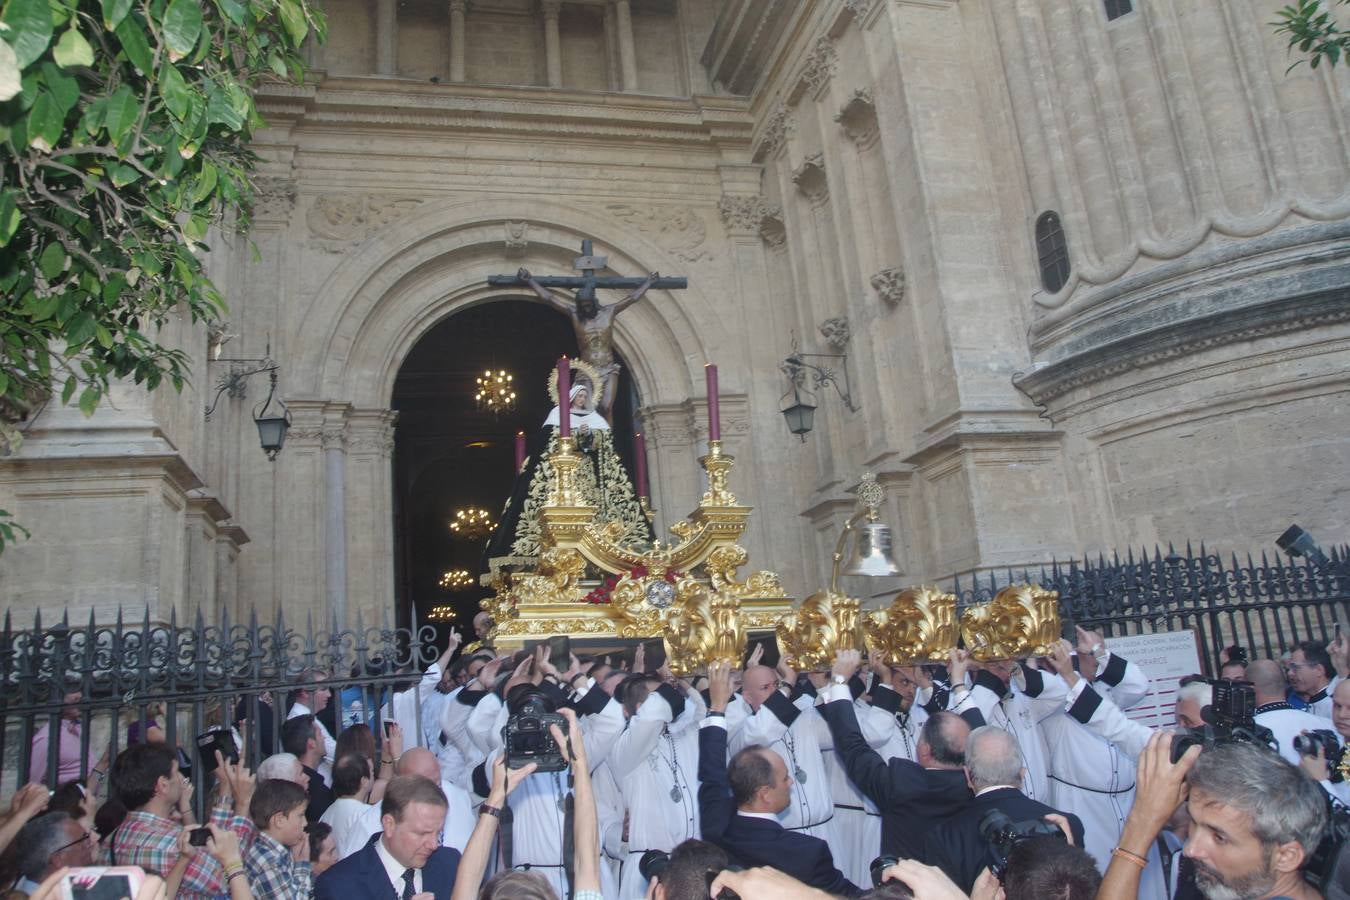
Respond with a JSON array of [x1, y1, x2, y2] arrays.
[[543, 383, 610, 432]]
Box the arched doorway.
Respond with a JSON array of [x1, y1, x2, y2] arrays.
[[390, 298, 641, 638]]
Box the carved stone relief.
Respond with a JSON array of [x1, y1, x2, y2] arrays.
[[253, 177, 297, 222], [754, 103, 795, 162], [603, 204, 710, 261], [718, 195, 767, 235], [792, 154, 829, 205], [760, 205, 787, 249], [835, 88, 880, 148], [797, 37, 837, 100], [871, 266, 906, 306], [504, 221, 529, 257], [819, 316, 851, 351], [306, 194, 424, 246]]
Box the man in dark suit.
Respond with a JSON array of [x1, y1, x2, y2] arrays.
[[281, 715, 336, 823], [819, 649, 974, 861], [922, 725, 1084, 892], [315, 774, 461, 900], [697, 660, 862, 897]]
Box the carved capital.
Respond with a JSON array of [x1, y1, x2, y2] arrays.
[[797, 37, 837, 100], [871, 266, 906, 306], [540, 0, 561, 18], [792, 153, 829, 205], [253, 177, 297, 222], [288, 427, 324, 448], [321, 426, 346, 452], [754, 103, 794, 162], [449, 0, 468, 15], [718, 194, 767, 236]]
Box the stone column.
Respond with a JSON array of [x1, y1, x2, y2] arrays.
[[322, 419, 347, 627], [344, 409, 398, 630], [611, 0, 638, 92], [541, 0, 562, 88], [449, 0, 468, 83], [376, 0, 397, 75]]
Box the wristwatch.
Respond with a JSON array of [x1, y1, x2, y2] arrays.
[[831, 674, 847, 686]]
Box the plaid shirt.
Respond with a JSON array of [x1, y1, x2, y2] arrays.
[[244, 830, 313, 900], [101, 808, 254, 900]]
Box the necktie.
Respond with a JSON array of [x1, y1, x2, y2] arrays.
[[401, 867, 416, 900]]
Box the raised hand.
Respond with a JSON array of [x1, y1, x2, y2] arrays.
[[948, 648, 971, 689], [8, 783, 50, 821], [746, 641, 764, 669], [490, 753, 538, 794], [547, 707, 588, 772], [633, 642, 646, 675], [476, 656, 505, 689], [832, 649, 862, 683], [447, 627, 463, 653], [708, 659, 734, 713], [777, 655, 796, 688], [1047, 639, 1079, 685], [881, 860, 971, 900]]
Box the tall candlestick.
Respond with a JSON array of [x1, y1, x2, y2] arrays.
[[515, 431, 526, 472], [705, 363, 720, 442], [557, 356, 571, 438], [633, 432, 649, 500]]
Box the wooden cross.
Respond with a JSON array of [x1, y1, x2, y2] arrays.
[[486, 239, 687, 302]]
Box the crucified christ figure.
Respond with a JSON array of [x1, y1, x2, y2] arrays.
[[516, 266, 658, 417]]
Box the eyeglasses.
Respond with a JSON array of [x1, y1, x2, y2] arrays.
[[51, 830, 91, 856]]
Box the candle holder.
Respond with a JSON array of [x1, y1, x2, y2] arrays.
[[698, 440, 737, 507], [639, 495, 655, 525], [547, 436, 583, 507]]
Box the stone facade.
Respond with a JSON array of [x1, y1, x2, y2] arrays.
[[2, 0, 1348, 624]]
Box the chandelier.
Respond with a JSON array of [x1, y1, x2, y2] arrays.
[[439, 569, 473, 590], [475, 369, 517, 413], [450, 507, 496, 541], [428, 605, 457, 621]]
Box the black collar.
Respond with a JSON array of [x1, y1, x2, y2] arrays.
[[1307, 686, 1330, 705], [1255, 701, 1293, 714]]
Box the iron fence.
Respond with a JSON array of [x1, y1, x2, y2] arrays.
[[951, 542, 1350, 674], [2, 541, 1347, 798]]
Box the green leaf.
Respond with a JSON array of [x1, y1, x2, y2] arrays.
[[205, 81, 245, 129], [159, 61, 191, 120], [113, 13, 153, 74], [52, 24, 93, 68], [109, 162, 140, 186], [26, 91, 64, 151], [191, 162, 217, 204], [77, 384, 99, 416], [65, 309, 96, 344], [214, 0, 246, 26], [278, 0, 307, 47], [162, 0, 203, 61], [102, 84, 137, 142], [100, 0, 133, 31], [94, 324, 113, 348], [0, 190, 20, 247], [40, 62, 78, 115], [0, 35, 20, 101], [0, 0, 53, 69], [38, 241, 67, 278]]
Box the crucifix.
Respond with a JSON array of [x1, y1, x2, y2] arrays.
[[487, 239, 687, 416]]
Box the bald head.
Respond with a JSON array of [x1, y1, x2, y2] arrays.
[[966, 725, 1024, 792], [1245, 659, 1286, 702], [396, 747, 440, 782], [740, 665, 780, 711]]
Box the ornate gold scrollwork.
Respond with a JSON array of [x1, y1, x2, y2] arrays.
[[777, 589, 865, 671], [514, 548, 587, 606], [705, 545, 784, 599], [664, 579, 745, 676], [607, 571, 673, 638], [698, 440, 737, 507], [959, 583, 1061, 661], [864, 586, 957, 665]]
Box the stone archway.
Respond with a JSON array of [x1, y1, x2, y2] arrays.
[[286, 200, 724, 627]]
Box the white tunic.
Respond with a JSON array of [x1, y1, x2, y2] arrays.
[[1254, 704, 1338, 766], [441, 688, 489, 793], [322, 796, 374, 860], [950, 667, 1067, 804], [379, 663, 442, 750], [727, 692, 839, 858], [610, 687, 705, 900]]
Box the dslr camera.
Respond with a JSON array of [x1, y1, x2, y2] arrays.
[[978, 809, 1065, 878], [1170, 679, 1277, 763], [502, 689, 569, 772]]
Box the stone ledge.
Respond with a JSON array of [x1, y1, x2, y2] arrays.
[[1014, 284, 1350, 408]]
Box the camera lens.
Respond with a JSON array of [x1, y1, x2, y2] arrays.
[[639, 849, 670, 883]]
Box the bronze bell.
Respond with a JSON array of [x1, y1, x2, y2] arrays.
[[841, 521, 902, 577]]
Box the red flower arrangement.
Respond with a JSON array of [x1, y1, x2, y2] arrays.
[[582, 564, 682, 604]]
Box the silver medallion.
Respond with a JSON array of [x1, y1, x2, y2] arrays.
[[795, 767, 807, 784], [644, 579, 676, 609], [670, 785, 682, 803]]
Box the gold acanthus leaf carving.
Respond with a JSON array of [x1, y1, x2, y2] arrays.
[[705, 545, 785, 600], [865, 586, 958, 665], [959, 583, 1061, 662], [607, 573, 668, 638], [777, 589, 865, 671], [664, 579, 744, 677], [513, 548, 586, 605]]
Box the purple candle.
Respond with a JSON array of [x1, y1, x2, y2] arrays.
[[515, 431, 526, 472], [705, 363, 720, 442], [557, 356, 571, 438], [633, 432, 649, 500]]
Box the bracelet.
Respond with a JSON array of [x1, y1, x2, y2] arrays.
[[1111, 847, 1148, 869], [381, 757, 395, 766], [228, 870, 248, 882], [479, 804, 502, 819], [222, 861, 245, 877]]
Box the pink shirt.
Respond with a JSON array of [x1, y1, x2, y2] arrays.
[[29, 720, 97, 785]]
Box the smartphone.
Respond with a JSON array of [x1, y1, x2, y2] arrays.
[[546, 635, 571, 672], [742, 634, 780, 670], [189, 827, 212, 847], [1060, 615, 1077, 643], [195, 728, 238, 775], [382, 720, 393, 738], [641, 638, 666, 673], [59, 867, 146, 900]]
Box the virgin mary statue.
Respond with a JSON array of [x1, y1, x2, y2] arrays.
[[485, 362, 653, 565]]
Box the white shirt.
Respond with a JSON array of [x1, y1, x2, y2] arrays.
[[342, 780, 476, 860], [374, 835, 421, 896], [1255, 704, 1338, 766], [381, 664, 443, 751], [322, 797, 375, 860]]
